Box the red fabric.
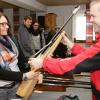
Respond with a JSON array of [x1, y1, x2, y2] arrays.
[[43, 41, 100, 75], [92, 94, 96, 100], [43, 34, 100, 100], [71, 43, 85, 55], [91, 70, 100, 90]]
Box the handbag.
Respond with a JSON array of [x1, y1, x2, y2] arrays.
[[57, 95, 79, 100]]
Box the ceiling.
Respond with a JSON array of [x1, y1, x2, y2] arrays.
[[0, 0, 90, 9], [37, 0, 90, 6], [0, 1, 17, 8]]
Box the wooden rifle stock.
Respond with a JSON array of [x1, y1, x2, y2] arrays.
[[16, 31, 66, 100]]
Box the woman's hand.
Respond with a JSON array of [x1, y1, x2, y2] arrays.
[[25, 70, 40, 80]]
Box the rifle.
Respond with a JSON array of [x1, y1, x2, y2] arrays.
[[16, 6, 80, 100], [16, 31, 65, 100]]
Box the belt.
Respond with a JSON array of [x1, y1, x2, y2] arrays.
[[0, 82, 16, 89]]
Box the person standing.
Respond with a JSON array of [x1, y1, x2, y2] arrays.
[[28, 0, 100, 100], [0, 12, 39, 100], [17, 16, 35, 72], [31, 22, 45, 52]]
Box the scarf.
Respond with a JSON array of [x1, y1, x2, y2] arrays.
[[0, 36, 19, 72]]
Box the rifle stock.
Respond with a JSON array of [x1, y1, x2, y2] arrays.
[[16, 79, 38, 100], [16, 31, 66, 100]]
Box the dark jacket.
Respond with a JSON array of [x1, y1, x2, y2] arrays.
[[17, 25, 35, 58], [0, 36, 23, 82]]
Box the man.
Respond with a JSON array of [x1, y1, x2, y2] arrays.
[[28, 0, 100, 100], [17, 16, 35, 72]]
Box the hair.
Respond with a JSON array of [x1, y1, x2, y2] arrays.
[[31, 21, 43, 36], [0, 12, 12, 36], [0, 12, 5, 19], [33, 21, 39, 24], [24, 15, 32, 21], [32, 21, 40, 29], [90, 0, 100, 7]]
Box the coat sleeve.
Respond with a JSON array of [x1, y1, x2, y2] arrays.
[[41, 32, 45, 47], [18, 27, 35, 56], [0, 67, 23, 82], [43, 43, 100, 75], [71, 43, 86, 55]]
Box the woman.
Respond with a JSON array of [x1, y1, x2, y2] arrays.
[[0, 12, 39, 100], [31, 22, 45, 52]]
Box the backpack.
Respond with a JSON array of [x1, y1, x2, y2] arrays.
[[57, 95, 79, 100]]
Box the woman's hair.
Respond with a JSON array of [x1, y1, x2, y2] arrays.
[[33, 22, 39, 26], [31, 21, 43, 36], [0, 12, 9, 22], [0, 12, 12, 36], [32, 21, 40, 30]]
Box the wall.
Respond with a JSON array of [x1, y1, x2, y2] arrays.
[[47, 5, 74, 34], [72, 5, 86, 40], [37, 5, 86, 40], [19, 8, 33, 25]]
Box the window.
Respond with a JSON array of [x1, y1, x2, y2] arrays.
[[73, 13, 95, 42], [75, 16, 86, 40]]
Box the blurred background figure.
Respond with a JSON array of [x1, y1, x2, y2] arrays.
[[17, 16, 35, 72], [31, 21, 45, 52], [44, 25, 50, 44], [44, 26, 69, 58]]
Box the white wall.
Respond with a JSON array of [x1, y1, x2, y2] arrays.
[[19, 8, 31, 25], [37, 5, 86, 40], [72, 5, 86, 40], [47, 5, 74, 34]]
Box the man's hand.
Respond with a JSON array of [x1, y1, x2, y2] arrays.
[[61, 35, 74, 49], [28, 58, 43, 70]]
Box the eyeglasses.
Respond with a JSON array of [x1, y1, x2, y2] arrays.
[[0, 22, 9, 27], [34, 25, 39, 26]]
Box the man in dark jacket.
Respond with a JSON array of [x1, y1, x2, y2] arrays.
[[17, 16, 35, 72]]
